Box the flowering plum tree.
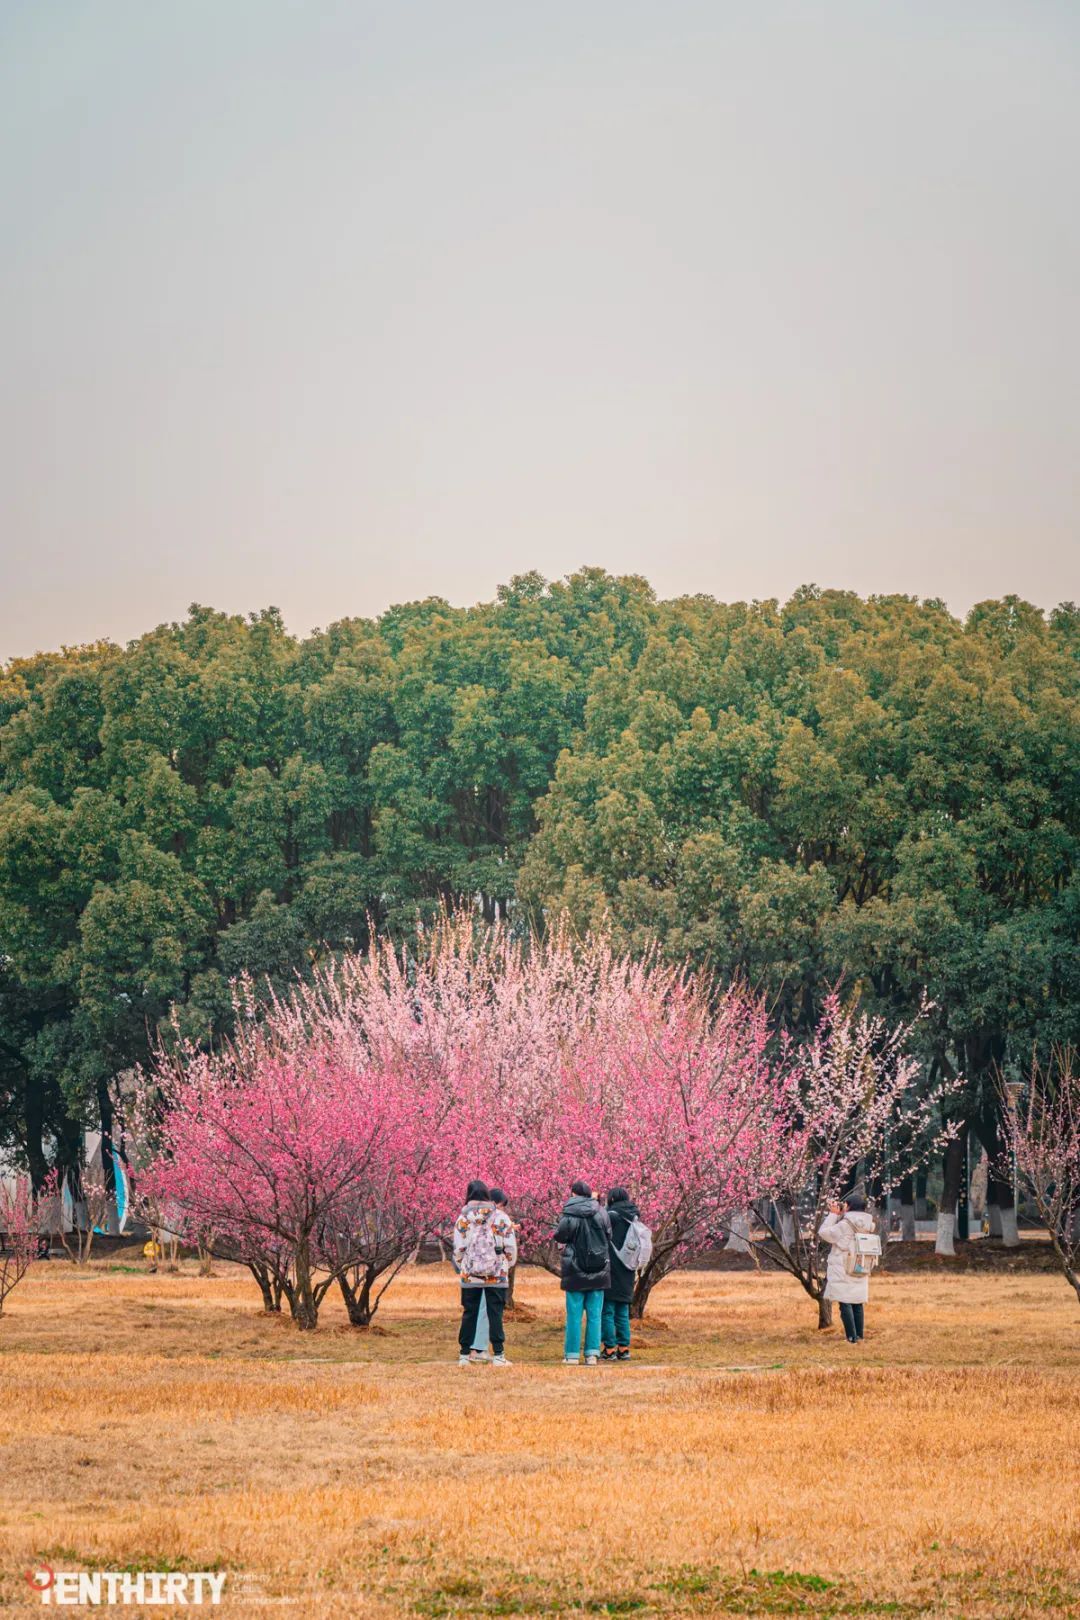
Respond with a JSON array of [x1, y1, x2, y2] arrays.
[[999, 1049, 1080, 1308], [143, 1017, 414, 1329], [444, 927, 798, 1316], [39, 1167, 112, 1266], [139, 930, 468, 1328], [0, 1175, 40, 1316], [741, 993, 958, 1327]]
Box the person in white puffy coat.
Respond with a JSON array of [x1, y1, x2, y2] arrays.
[[819, 1193, 876, 1344]]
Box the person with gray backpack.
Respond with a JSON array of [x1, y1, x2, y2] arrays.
[[554, 1180, 611, 1365], [601, 1187, 651, 1361]]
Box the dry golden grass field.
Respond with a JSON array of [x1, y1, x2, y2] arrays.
[[1, 1257, 1078, 1619]]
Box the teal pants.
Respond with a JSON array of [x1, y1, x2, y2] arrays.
[[602, 1296, 631, 1349], [564, 1289, 603, 1360]]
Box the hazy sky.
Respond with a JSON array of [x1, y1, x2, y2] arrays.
[[2, 1, 1078, 660]]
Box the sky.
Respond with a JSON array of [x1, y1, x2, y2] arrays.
[[1, 1, 1078, 661]]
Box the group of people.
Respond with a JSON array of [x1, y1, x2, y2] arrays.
[[451, 1179, 877, 1363], [451, 1178, 650, 1365]]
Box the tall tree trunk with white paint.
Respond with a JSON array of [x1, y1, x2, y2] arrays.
[[936, 1128, 967, 1257], [899, 1173, 917, 1241]]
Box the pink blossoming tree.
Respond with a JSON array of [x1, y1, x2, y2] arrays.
[[142, 1018, 421, 1329], [999, 1048, 1080, 1308], [0, 1175, 40, 1317]]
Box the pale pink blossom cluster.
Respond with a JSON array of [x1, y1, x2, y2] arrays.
[[755, 993, 960, 1325]]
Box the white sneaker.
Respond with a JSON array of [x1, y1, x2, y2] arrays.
[[458, 1354, 471, 1365], [585, 1355, 599, 1366], [563, 1356, 580, 1365], [491, 1354, 512, 1366]]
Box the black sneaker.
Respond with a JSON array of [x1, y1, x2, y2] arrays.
[[600, 1347, 617, 1362], [616, 1348, 630, 1361]]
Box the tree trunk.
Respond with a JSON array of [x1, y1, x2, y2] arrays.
[[24, 1072, 49, 1193], [969, 1151, 988, 1225], [898, 1174, 916, 1240], [97, 1076, 116, 1197], [988, 1167, 1020, 1246], [54, 1106, 83, 1185], [292, 1238, 319, 1330], [631, 1249, 675, 1318], [915, 1171, 929, 1221], [337, 1265, 378, 1327], [725, 1211, 751, 1253], [817, 1294, 833, 1329], [1065, 1264, 1080, 1307], [505, 1261, 517, 1307], [936, 1127, 967, 1256], [936, 1211, 956, 1256], [987, 1202, 1003, 1238], [631, 1271, 655, 1319], [248, 1262, 281, 1313]]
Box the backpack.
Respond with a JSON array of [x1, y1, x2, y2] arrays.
[[843, 1230, 882, 1278], [613, 1215, 653, 1273], [572, 1210, 610, 1276], [462, 1210, 499, 1279]]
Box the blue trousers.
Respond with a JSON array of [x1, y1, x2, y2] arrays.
[[472, 1291, 490, 1352], [564, 1289, 603, 1359], [839, 1301, 865, 1342], [602, 1296, 631, 1348]]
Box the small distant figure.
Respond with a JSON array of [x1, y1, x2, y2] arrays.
[[819, 1193, 880, 1344], [601, 1186, 650, 1361], [452, 1179, 517, 1367], [554, 1180, 611, 1365]]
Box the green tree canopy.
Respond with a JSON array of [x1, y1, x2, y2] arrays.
[[1, 577, 1077, 1198]]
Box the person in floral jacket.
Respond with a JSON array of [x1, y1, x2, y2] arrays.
[[452, 1180, 518, 1366]]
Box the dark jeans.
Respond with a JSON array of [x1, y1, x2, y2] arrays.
[[460, 1286, 506, 1355], [839, 1301, 864, 1342]]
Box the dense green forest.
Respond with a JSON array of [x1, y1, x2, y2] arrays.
[[2, 570, 1078, 1225]]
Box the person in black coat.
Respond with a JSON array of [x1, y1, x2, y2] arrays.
[[553, 1180, 611, 1364], [601, 1186, 639, 1360]]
